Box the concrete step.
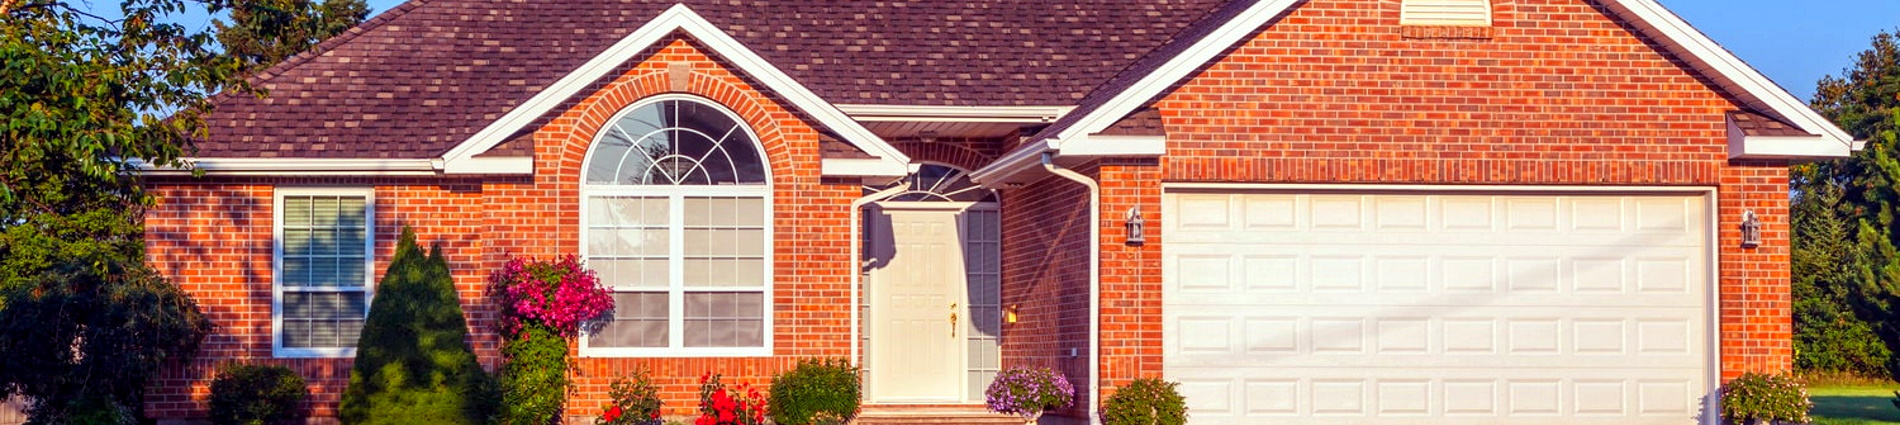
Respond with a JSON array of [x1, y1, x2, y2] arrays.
[[852, 405, 1024, 425]]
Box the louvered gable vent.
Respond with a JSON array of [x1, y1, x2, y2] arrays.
[[1401, 0, 1492, 26]]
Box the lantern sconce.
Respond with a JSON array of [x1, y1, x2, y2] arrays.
[[1003, 304, 1021, 324], [1125, 207, 1146, 246], [1740, 210, 1762, 249]]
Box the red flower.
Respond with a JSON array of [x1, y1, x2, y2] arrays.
[[603, 405, 623, 422], [651, 411, 662, 419], [695, 415, 715, 425]]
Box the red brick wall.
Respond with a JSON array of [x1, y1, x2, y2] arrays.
[[1001, 0, 1794, 414], [142, 36, 863, 419]]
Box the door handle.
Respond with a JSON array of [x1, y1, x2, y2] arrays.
[[950, 302, 959, 338]]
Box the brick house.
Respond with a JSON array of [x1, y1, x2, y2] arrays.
[[141, 0, 1854, 424]]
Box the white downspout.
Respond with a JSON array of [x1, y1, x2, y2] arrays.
[[1040, 152, 1101, 425], [851, 182, 910, 368]]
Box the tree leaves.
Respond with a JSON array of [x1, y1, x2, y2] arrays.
[[213, 0, 366, 77]]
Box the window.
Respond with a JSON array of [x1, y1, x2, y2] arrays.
[[581, 95, 772, 357], [1400, 0, 1492, 27], [273, 187, 374, 358]]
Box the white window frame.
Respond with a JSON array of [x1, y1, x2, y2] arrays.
[[578, 94, 775, 358], [271, 186, 377, 359]]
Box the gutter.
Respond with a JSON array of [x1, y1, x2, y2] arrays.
[[1039, 152, 1101, 425]]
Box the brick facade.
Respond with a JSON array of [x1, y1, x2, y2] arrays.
[[144, 0, 1795, 422]]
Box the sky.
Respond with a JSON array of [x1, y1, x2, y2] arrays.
[[109, 0, 1900, 103]]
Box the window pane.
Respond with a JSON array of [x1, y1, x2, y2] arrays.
[[683, 292, 763, 347], [588, 228, 669, 257], [585, 100, 766, 186], [685, 197, 765, 227], [684, 228, 765, 257], [282, 291, 367, 348], [594, 292, 668, 348], [312, 197, 340, 227], [280, 195, 369, 288], [284, 229, 313, 257], [284, 197, 312, 227], [683, 258, 764, 288], [588, 197, 668, 225], [590, 258, 668, 289]]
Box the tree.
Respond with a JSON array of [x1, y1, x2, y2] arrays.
[[1793, 29, 1900, 379], [338, 228, 496, 425], [0, 0, 243, 423], [213, 0, 367, 76]]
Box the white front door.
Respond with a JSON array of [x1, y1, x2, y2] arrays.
[[868, 204, 968, 402]]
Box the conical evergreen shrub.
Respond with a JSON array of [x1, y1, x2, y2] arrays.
[[338, 227, 496, 425]]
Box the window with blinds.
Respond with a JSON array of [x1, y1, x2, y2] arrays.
[[274, 189, 373, 357], [1400, 0, 1492, 27]]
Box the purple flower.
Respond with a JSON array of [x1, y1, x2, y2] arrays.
[[985, 366, 1075, 417]]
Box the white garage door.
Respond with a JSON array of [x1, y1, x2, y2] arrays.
[[1162, 191, 1711, 425]]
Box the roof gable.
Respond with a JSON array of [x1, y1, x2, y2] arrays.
[[439, 4, 910, 176]]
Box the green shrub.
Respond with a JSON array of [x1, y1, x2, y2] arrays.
[[209, 364, 309, 425], [1720, 372, 1811, 425], [497, 323, 566, 425], [337, 228, 497, 425], [768, 359, 861, 425], [599, 368, 664, 425], [1100, 378, 1187, 425]]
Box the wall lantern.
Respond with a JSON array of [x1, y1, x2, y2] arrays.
[[1003, 304, 1021, 324], [1740, 210, 1762, 249], [1125, 207, 1146, 246]]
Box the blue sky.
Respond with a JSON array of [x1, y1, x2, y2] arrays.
[[124, 0, 1900, 102]]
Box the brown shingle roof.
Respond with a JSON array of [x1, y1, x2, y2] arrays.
[[1728, 110, 1813, 137], [196, 0, 1233, 159]]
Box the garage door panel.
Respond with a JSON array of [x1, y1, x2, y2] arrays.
[[1164, 191, 1710, 425]]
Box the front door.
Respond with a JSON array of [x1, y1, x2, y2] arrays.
[[867, 204, 969, 402]]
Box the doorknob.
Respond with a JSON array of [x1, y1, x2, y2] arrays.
[[950, 302, 959, 338]]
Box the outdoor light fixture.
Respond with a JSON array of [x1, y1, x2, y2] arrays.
[[1740, 210, 1762, 249], [1003, 304, 1020, 324], [1125, 207, 1145, 245]]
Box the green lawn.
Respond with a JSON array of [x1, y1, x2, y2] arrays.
[[1812, 386, 1900, 425]]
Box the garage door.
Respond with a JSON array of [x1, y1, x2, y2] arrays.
[[1162, 191, 1710, 425]]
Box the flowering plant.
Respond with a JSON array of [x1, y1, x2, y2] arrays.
[[1720, 372, 1811, 425], [985, 366, 1075, 418], [599, 369, 665, 425], [695, 373, 768, 425], [490, 255, 614, 337]]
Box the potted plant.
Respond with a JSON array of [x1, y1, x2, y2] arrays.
[[984, 366, 1075, 425]]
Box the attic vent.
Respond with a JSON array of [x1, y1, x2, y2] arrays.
[[1401, 0, 1492, 27]]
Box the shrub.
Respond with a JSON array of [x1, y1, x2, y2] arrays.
[[695, 373, 767, 425], [489, 255, 614, 425], [599, 369, 664, 425], [208, 364, 309, 425], [769, 359, 861, 425], [1720, 372, 1811, 425], [984, 366, 1075, 418], [1100, 378, 1187, 425], [337, 228, 497, 425]]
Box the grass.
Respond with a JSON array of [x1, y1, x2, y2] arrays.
[[1811, 385, 1900, 425]]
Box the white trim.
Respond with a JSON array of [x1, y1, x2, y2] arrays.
[[1726, 118, 1851, 160], [1399, 0, 1494, 27], [576, 96, 776, 358], [441, 156, 534, 174], [437, 4, 909, 177], [1158, 182, 1723, 424], [836, 104, 1074, 123], [1055, 134, 1167, 157], [272, 186, 376, 359], [138, 158, 444, 175], [823, 158, 908, 178]]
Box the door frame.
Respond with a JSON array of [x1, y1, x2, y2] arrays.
[[864, 200, 999, 404]]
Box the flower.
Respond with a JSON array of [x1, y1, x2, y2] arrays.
[[985, 366, 1076, 418], [604, 405, 623, 422], [491, 255, 615, 337]]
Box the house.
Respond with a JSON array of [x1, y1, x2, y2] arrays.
[[140, 0, 1855, 423]]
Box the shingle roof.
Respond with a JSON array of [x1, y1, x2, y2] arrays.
[[1728, 111, 1814, 137], [195, 0, 1233, 159]]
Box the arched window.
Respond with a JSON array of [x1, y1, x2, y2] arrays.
[[581, 96, 771, 356]]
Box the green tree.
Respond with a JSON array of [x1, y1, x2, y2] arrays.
[[1794, 29, 1900, 379], [338, 228, 496, 425], [0, 0, 242, 423], [212, 0, 367, 76]]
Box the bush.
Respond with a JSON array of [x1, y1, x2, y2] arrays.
[[490, 255, 613, 425], [337, 228, 497, 425], [984, 366, 1075, 418], [1100, 378, 1187, 425], [497, 324, 566, 425], [599, 369, 664, 425], [209, 364, 309, 425], [768, 359, 861, 425], [1720, 372, 1811, 425], [696, 374, 767, 425]]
